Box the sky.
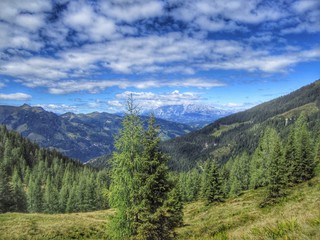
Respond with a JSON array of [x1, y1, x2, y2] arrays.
[[0, 0, 319, 114]]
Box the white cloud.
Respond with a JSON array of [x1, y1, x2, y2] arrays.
[[0, 92, 32, 100], [292, 0, 320, 13], [0, 0, 319, 97], [0, 83, 6, 88], [36, 104, 78, 114], [114, 90, 203, 109], [46, 78, 224, 94], [63, 1, 117, 42], [15, 13, 45, 31], [100, 1, 163, 22]]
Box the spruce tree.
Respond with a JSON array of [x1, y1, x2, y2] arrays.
[[0, 165, 13, 213], [262, 133, 287, 206], [201, 159, 224, 204], [11, 168, 27, 212], [290, 115, 315, 183], [229, 152, 250, 196], [135, 114, 181, 240], [108, 97, 145, 239], [250, 128, 277, 189], [284, 127, 298, 186], [108, 99, 182, 239]]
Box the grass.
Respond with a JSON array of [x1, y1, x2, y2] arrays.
[[0, 210, 112, 240], [1, 174, 319, 239], [177, 173, 320, 240]]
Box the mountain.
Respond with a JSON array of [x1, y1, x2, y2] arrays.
[[161, 80, 320, 171], [143, 104, 235, 128], [0, 125, 109, 213], [0, 104, 193, 162]]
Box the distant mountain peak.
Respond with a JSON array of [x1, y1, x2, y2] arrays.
[[20, 104, 45, 113], [144, 103, 235, 127]]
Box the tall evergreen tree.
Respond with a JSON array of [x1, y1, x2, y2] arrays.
[[229, 152, 250, 196], [11, 168, 27, 212], [287, 115, 315, 183], [108, 97, 145, 239], [108, 99, 182, 239], [262, 133, 287, 206], [250, 128, 277, 189], [0, 165, 13, 213], [201, 158, 224, 204], [284, 127, 298, 186], [135, 114, 181, 240]]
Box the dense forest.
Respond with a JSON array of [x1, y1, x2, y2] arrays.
[[0, 125, 109, 214], [161, 80, 320, 171], [177, 114, 319, 206]]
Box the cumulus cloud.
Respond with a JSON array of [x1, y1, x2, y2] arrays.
[[63, 1, 117, 42], [100, 1, 163, 22], [47, 78, 224, 94], [0, 92, 32, 100], [113, 90, 203, 110], [0, 0, 319, 100], [36, 104, 78, 114]]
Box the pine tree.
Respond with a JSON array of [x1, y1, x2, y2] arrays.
[[201, 159, 224, 204], [44, 176, 59, 213], [11, 168, 27, 212], [290, 115, 315, 183], [262, 133, 287, 206], [135, 114, 181, 240], [284, 127, 298, 185], [229, 152, 250, 196], [0, 165, 13, 213], [108, 97, 145, 239], [250, 128, 277, 189], [108, 99, 182, 239]]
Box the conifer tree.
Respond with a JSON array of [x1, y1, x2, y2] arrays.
[[11, 168, 27, 212], [229, 152, 250, 196], [296, 115, 315, 181], [135, 114, 181, 240], [250, 128, 277, 189], [44, 176, 59, 213], [201, 158, 224, 204], [284, 127, 298, 185], [0, 165, 13, 213], [262, 133, 287, 206], [108, 97, 145, 239], [289, 115, 315, 183], [108, 99, 182, 239]]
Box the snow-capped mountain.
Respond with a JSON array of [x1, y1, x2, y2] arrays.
[[144, 104, 235, 128]]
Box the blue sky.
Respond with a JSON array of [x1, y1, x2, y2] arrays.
[[0, 0, 319, 114]]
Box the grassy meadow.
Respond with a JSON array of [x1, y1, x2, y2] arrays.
[[1, 170, 320, 240]]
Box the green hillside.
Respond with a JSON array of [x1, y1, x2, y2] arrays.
[[161, 80, 320, 171], [177, 168, 320, 239], [0, 104, 193, 163], [1, 168, 319, 240]]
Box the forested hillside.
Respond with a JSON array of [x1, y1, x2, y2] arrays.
[[0, 104, 192, 162], [161, 80, 320, 171], [0, 125, 109, 214]]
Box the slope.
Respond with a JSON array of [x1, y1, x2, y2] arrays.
[[177, 166, 320, 239], [161, 79, 320, 171], [1, 167, 319, 240], [0, 104, 193, 162]]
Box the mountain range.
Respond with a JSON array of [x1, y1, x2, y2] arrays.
[[0, 104, 193, 162], [143, 104, 235, 128], [161, 80, 320, 171]]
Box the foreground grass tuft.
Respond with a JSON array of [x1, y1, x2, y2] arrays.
[[0, 210, 111, 240]]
